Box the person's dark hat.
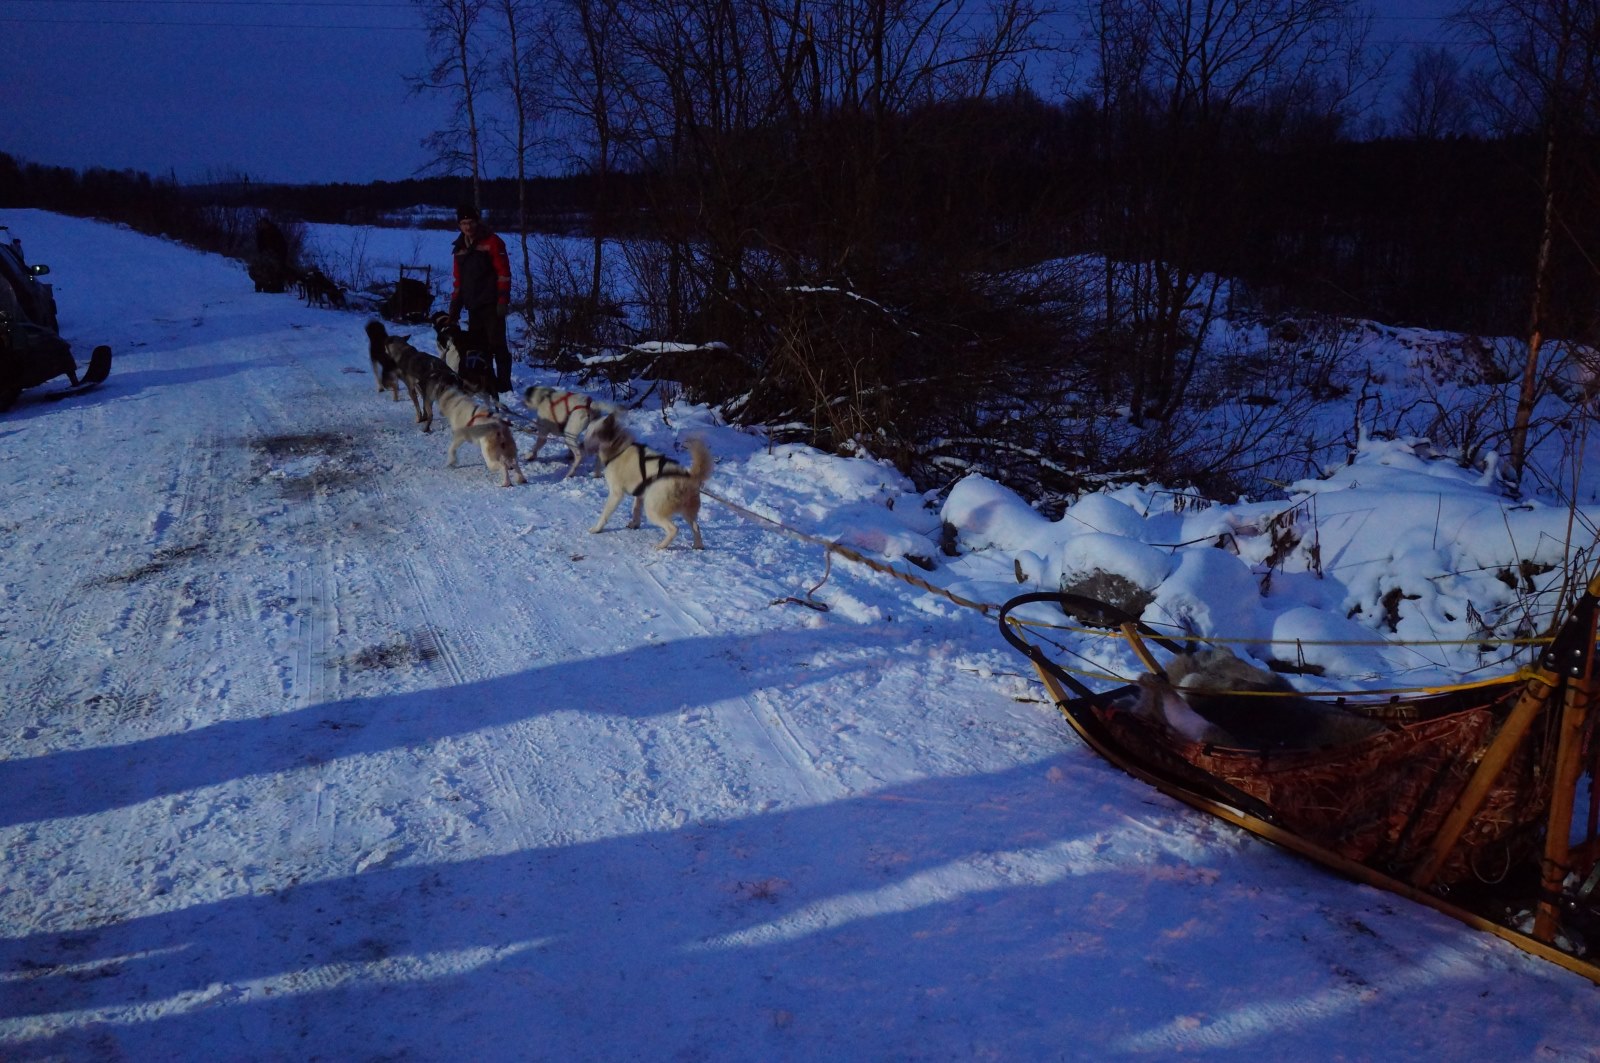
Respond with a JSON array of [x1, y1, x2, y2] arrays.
[[456, 204, 480, 222]]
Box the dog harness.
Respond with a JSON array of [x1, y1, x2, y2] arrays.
[[548, 392, 592, 433], [606, 443, 690, 497]]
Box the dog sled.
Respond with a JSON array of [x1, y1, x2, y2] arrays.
[[380, 266, 433, 324], [998, 577, 1600, 982]]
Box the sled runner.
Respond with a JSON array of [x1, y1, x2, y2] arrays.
[[42, 345, 112, 401], [998, 580, 1600, 982]]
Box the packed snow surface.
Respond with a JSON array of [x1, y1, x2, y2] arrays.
[[3, 211, 1599, 1061]]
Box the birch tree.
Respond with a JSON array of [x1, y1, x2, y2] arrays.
[[414, 0, 492, 209], [1459, 0, 1600, 481]]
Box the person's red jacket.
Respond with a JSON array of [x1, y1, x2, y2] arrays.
[[449, 228, 512, 316]]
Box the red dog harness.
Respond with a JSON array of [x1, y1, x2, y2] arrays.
[[547, 392, 592, 433]]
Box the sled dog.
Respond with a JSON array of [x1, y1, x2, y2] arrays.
[[583, 414, 711, 549], [431, 312, 497, 398], [386, 328, 460, 433], [522, 385, 615, 479], [364, 320, 403, 400], [301, 268, 345, 308], [431, 311, 467, 372], [436, 384, 527, 487]]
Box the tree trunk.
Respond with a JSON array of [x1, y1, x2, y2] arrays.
[[1510, 102, 1561, 482]]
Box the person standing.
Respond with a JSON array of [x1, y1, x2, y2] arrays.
[[448, 204, 514, 394], [252, 215, 292, 293]]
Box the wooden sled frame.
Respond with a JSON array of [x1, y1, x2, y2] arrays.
[[998, 584, 1600, 984]]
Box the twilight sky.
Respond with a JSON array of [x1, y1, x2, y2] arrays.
[[1, 0, 1463, 187], [1, 0, 453, 185]]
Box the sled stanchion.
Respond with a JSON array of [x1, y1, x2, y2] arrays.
[[1121, 623, 1163, 676], [1535, 584, 1600, 940], [1538, 676, 1595, 939], [1408, 671, 1560, 889]]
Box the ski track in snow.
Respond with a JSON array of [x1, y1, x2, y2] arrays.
[[2, 212, 1599, 1062]]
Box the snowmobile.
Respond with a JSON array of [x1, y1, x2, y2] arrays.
[[0, 312, 111, 411]]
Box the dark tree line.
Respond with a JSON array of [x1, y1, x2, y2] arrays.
[[2, 127, 1587, 346], [3, 0, 1596, 500]]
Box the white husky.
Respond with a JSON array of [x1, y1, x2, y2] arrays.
[[521, 385, 615, 478], [435, 385, 527, 487], [583, 414, 712, 550]]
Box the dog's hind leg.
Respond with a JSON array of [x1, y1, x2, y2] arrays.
[[447, 432, 465, 467], [650, 514, 679, 551], [524, 427, 550, 464], [684, 496, 705, 549]]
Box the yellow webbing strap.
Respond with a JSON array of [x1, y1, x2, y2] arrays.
[[1002, 613, 1534, 700]]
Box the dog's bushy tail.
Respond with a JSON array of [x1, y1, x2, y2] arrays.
[[684, 437, 713, 486], [583, 412, 621, 451]]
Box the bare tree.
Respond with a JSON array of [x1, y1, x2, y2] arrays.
[[1086, 0, 1376, 424], [1459, 0, 1600, 481], [1398, 45, 1477, 138], [413, 0, 492, 208], [491, 0, 544, 316], [541, 0, 639, 324]]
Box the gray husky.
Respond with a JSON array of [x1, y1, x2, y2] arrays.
[[372, 322, 460, 433]]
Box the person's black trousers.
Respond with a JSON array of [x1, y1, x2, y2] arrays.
[[464, 304, 511, 393]]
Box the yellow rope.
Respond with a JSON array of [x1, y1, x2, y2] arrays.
[[701, 488, 1004, 615], [999, 614, 1536, 700], [1012, 613, 1553, 649]]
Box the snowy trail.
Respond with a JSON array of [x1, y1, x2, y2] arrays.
[[4, 212, 1600, 1062]]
